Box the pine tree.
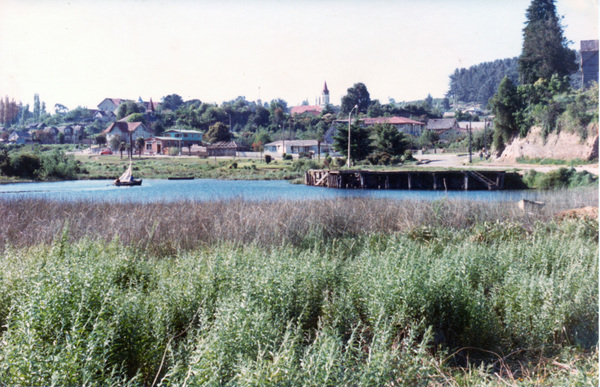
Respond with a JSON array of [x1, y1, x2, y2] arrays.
[[33, 94, 40, 122], [489, 77, 523, 152], [518, 0, 577, 85], [333, 120, 373, 163]]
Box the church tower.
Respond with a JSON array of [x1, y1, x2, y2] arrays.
[[321, 81, 330, 107]]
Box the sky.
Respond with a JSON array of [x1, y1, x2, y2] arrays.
[[0, 0, 597, 112]]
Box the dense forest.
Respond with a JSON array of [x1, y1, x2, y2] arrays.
[[446, 58, 519, 105]]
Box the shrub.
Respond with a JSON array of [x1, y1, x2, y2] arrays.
[[523, 168, 598, 189], [11, 153, 41, 179], [264, 154, 272, 164]]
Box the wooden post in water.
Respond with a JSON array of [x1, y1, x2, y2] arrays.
[[464, 172, 469, 190]]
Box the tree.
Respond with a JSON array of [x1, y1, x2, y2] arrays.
[[332, 120, 373, 164], [95, 133, 107, 146], [33, 94, 41, 122], [204, 122, 231, 144], [489, 77, 523, 152], [54, 104, 69, 115], [116, 101, 140, 120], [341, 82, 371, 115], [518, 0, 577, 85], [442, 97, 451, 111], [109, 134, 123, 151], [419, 129, 439, 149], [425, 94, 434, 108], [127, 113, 146, 124], [135, 137, 145, 158], [372, 124, 409, 156], [161, 94, 184, 111], [0, 96, 20, 125], [367, 100, 384, 117]]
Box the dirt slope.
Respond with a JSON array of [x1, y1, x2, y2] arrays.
[[497, 125, 598, 162]]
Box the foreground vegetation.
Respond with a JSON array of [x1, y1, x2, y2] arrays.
[[0, 189, 597, 385]]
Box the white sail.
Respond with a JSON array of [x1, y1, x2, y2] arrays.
[[118, 163, 134, 182]]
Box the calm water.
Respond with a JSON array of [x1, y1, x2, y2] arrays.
[[0, 179, 543, 203]]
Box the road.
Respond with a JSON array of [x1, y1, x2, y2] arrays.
[[413, 152, 599, 175]]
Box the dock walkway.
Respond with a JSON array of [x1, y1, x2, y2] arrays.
[[305, 169, 508, 190]]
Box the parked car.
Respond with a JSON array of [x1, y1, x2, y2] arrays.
[[100, 149, 113, 155]]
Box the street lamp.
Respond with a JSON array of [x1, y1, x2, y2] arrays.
[[347, 105, 358, 168]]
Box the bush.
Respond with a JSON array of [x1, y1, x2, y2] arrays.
[[264, 154, 272, 164], [524, 168, 598, 189], [11, 153, 41, 179]]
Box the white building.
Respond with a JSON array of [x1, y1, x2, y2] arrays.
[[264, 140, 331, 158]]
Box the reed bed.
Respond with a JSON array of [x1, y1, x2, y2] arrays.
[[0, 187, 597, 385], [0, 187, 596, 255]]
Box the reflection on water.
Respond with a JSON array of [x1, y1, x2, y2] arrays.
[[0, 179, 543, 203]]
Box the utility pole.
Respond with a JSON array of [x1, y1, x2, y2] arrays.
[[483, 117, 487, 152], [347, 105, 358, 168], [468, 117, 472, 163]]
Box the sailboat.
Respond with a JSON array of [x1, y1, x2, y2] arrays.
[[114, 160, 142, 186]]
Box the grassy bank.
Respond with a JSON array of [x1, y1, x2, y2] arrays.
[[0, 189, 597, 385], [74, 154, 308, 180]]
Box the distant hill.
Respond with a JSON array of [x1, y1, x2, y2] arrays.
[[446, 58, 519, 106]]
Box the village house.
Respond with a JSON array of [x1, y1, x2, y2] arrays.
[[207, 141, 248, 157], [264, 139, 331, 158], [91, 109, 116, 122], [426, 118, 463, 142], [163, 129, 203, 145], [325, 116, 425, 145], [8, 130, 32, 144], [103, 121, 153, 148], [39, 126, 59, 143], [98, 98, 160, 114], [143, 129, 203, 155], [144, 136, 182, 155], [457, 120, 493, 134], [98, 98, 125, 113]]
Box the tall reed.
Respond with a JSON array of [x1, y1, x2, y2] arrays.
[[0, 187, 596, 255]]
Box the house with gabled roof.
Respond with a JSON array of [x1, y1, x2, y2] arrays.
[[98, 98, 125, 113], [291, 105, 324, 117], [8, 130, 31, 144], [329, 116, 425, 141], [426, 118, 462, 141], [103, 121, 153, 148]]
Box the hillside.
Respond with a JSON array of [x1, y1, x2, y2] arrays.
[[497, 125, 599, 162]]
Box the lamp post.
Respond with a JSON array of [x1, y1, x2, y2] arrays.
[[347, 105, 358, 168]]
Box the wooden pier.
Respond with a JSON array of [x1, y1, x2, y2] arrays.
[[305, 169, 508, 190]]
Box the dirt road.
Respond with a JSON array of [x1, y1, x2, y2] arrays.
[[413, 152, 599, 175]]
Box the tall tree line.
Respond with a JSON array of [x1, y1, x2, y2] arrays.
[[447, 58, 519, 105]]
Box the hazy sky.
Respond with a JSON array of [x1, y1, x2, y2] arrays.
[[1, 0, 597, 112]]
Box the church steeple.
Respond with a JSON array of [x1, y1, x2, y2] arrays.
[[321, 81, 330, 106]]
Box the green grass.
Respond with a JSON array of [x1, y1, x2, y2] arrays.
[[0, 193, 597, 385], [74, 155, 304, 180], [516, 157, 597, 166]]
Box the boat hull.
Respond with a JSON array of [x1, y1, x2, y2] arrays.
[[114, 179, 142, 186]]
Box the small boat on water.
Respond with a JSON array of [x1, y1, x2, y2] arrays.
[[114, 162, 142, 186], [168, 176, 195, 180]]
